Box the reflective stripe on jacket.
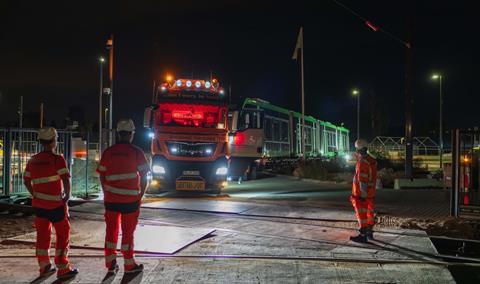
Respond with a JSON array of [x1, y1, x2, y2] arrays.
[[352, 154, 377, 198]]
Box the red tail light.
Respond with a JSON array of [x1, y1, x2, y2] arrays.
[[233, 132, 245, 145]]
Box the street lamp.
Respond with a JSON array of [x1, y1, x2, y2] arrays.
[[431, 73, 443, 170], [98, 57, 105, 154], [352, 89, 360, 140]]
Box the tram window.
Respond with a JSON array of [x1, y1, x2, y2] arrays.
[[265, 118, 272, 140], [281, 121, 289, 142], [273, 120, 280, 141], [239, 110, 263, 129]]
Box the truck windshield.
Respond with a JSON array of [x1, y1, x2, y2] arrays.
[[156, 103, 227, 129]]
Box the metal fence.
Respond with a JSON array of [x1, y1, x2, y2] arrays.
[[451, 129, 480, 218], [1, 128, 100, 199]]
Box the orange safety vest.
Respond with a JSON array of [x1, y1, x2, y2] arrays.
[[97, 142, 150, 203], [24, 152, 70, 210], [352, 154, 377, 198]]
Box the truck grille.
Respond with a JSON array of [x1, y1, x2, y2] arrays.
[[166, 141, 216, 157]]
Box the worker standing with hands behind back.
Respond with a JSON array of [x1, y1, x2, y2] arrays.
[[24, 127, 78, 279], [97, 119, 150, 274], [350, 139, 377, 243]]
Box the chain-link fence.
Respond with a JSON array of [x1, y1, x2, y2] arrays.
[[1, 128, 101, 199]]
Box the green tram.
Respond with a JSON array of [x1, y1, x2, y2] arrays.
[[241, 98, 350, 158]]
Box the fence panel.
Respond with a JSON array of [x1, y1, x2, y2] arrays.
[[0, 128, 100, 198], [1, 128, 6, 196]]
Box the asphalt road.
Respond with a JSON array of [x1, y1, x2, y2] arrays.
[[0, 175, 458, 283], [150, 175, 451, 220]]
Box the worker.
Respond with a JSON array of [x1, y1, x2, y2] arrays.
[[349, 139, 377, 243], [97, 119, 150, 274], [23, 127, 78, 279]]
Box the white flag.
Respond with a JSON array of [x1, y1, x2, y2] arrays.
[[292, 27, 303, 60]]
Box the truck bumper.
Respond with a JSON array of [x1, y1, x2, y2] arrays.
[[150, 156, 228, 192]]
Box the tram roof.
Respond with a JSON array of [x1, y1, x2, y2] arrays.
[[242, 98, 349, 133]]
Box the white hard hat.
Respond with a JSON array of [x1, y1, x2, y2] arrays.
[[354, 139, 368, 150], [117, 119, 135, 132], [38, 127, 58, 141]]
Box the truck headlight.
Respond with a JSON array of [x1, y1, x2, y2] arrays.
[[152, 165, 166, 174], [215, 167, 228, 175]]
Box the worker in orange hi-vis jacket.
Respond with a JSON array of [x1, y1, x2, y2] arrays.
[[349, 139, 377, 243], [24, 127, 78, 279], [97, 119, 150, 275]]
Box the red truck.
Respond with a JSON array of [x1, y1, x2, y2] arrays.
[[144, 78, 229, 193]]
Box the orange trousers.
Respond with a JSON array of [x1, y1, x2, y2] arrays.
[[350, 196, 375, 229], [35, 216, 72, 276], [104, 209, 139, 270]]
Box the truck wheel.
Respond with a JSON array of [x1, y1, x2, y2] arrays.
[[248, 165, 257, 180], [209, 188, 222, 195]]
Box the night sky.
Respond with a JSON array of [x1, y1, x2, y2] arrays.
[[1, 1, 478, 141]]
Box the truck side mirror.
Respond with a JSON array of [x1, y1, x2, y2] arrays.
[[143, 107, 153, 128]]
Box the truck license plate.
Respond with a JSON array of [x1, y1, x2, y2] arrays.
[[176, 180, 205, 191]]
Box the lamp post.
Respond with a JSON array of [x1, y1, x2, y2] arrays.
[[98, 57, 105, 154], [352, 89, 360, 140], [431, 74, 443, 169], [104, 108, 109, 127]]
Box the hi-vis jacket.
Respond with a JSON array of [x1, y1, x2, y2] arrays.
[[352, 154, 377, 199], [97, 142, 150, 203], [24, 152, 70, 209]]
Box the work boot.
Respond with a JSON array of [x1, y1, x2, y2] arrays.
[[39, 263, 56, 277], [108, 260, 119, 273], [350, 228, 368, 243], [125, 264, 144, 274], [57, 267, 79, 279], [349, 233, 368, 243], [366, 226, 374, 240]]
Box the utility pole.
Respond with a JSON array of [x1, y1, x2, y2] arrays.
[[404, 15, 414, 178], [152, 81, 156, 104], [352, 89, 360, 139], [300, 29, 305, 158], [19, 96, 23, 128], [292, 27, 305, 158], [98, 57, 105, 154], [229, 84, 232, 106], [107, 35, 114, 146], [40, 102, 44, 128], [438, 75, 443, 169]]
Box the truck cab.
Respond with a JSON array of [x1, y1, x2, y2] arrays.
[[144, 78, 228, 193]]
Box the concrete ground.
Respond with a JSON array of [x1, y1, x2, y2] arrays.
[[0, 176, 463, 283]]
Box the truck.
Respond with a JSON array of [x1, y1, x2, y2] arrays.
[[144, 78, 229, 193]]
